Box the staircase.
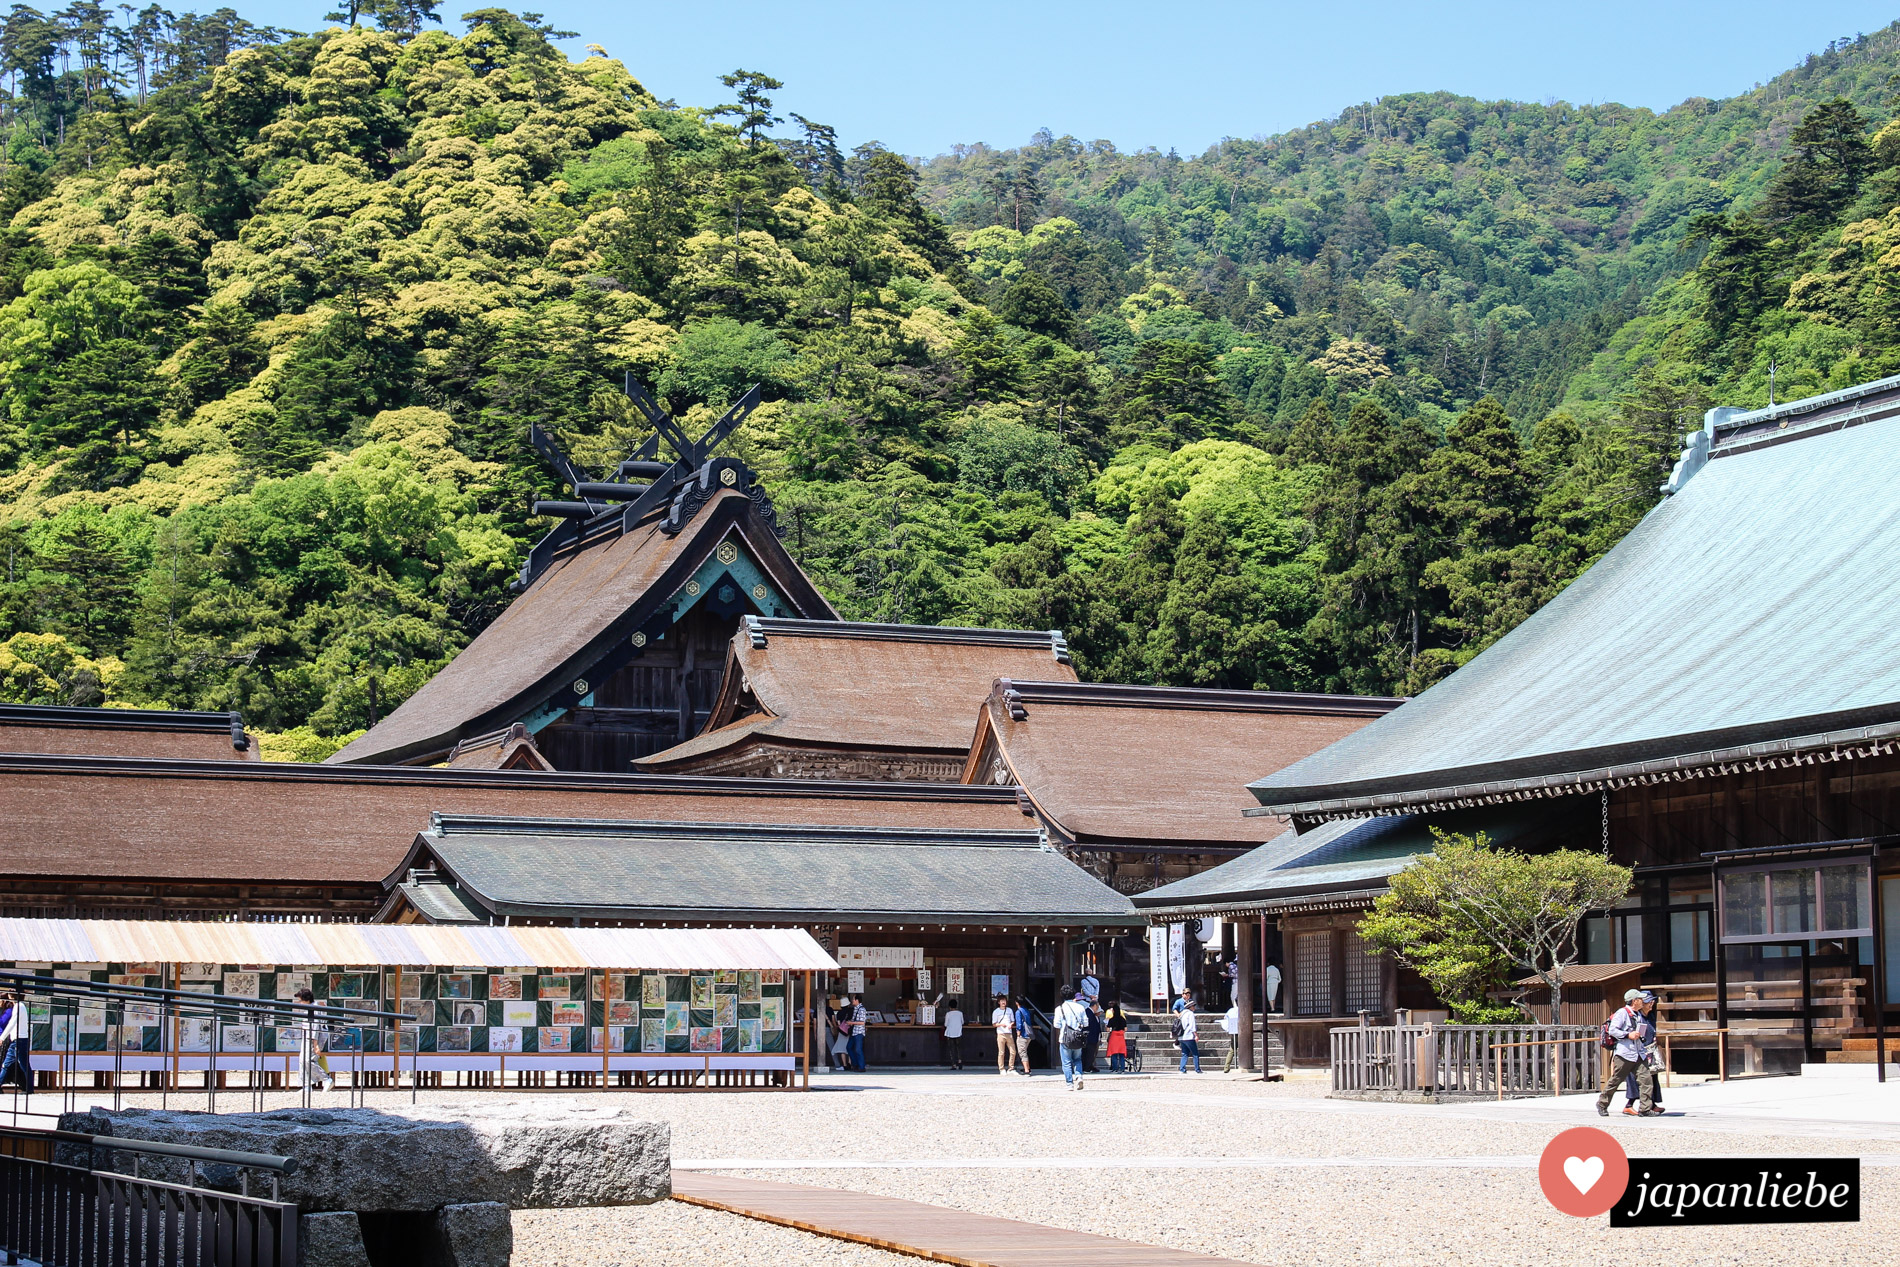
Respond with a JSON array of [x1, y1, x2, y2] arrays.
[[1121, 1012, 1285, 1071], [1824, 1035, 1898, 1063]]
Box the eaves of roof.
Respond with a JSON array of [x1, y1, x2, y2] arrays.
[[1253, 711, 1900, 824]]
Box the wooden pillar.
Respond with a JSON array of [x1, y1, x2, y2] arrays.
[[802, 972, 812, 1091], [1236, 918, 1255, 1073], [1057, 934, 1073, 994]]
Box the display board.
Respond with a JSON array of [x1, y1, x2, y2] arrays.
[[0, 963, 792, 1056]]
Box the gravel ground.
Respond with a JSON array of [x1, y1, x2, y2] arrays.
[[85, 1071, 1900, 1265], [513, 1200, 923, 1266]]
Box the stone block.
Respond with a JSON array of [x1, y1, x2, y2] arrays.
[[434, 1202, 512, 1267], [61, 1104, 669, 1212], [301, 1211, 371, 1267]]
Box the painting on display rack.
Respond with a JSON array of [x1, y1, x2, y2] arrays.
[[0, 964, 793, 1056]]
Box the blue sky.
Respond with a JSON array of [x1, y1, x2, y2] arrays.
[[235, 2, 1900, 158]]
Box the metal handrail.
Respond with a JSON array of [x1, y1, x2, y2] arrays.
[[0, 968, 415, 1114], [46, 1130, 296, 1176], [0, 968, 403, 1022]]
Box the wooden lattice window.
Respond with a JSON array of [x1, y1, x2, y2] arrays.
[[1294, 931, 1332, 1016], [1342, 930, 1382, 1015]]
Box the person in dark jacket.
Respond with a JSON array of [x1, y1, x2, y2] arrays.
[[1104, 1001, 1129, 1072], [1081, 998, 1103, 1074]]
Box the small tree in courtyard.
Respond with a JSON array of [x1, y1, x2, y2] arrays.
[[1359, 831, 1632, 1022]]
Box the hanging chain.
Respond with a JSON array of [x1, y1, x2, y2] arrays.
[[1601, 790, 1610, 856]]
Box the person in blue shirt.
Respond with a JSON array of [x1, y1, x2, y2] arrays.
[[1013, 998, 1035, 1073]]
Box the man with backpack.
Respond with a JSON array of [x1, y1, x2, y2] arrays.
[[1596, 988, 1655, 1117], [1052, 985, 1090, 1089], [1174, 997, 1201, 1073]]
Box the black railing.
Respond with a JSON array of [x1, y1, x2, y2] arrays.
[[0, 969, 409, 1118], [0, 1129, 297, 1266]]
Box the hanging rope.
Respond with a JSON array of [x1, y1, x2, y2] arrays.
[[1601, 790, 1610, 855]]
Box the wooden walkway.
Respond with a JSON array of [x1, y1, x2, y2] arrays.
[[671, 1172, 1253, 1266]]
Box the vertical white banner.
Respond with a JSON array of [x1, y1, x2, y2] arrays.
[[1168, 923, 1189, 996], [1148, 926, 1169, 1002]]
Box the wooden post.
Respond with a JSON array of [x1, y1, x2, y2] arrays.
[[802, 972, 812, 1091], [598, 969, 610, 1092], [169, 961, 180, 1095], [1236, 918, 1255, 1073]]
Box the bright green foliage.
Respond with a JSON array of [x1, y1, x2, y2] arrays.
[[3, 15, 1897, 745], [1360, 831, 1633, 1020]]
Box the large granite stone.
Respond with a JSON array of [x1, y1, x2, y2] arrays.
[[60, 1103, 668, 1212], [301, 1211, 371, 1267], [434, 1202, 512, 1267]]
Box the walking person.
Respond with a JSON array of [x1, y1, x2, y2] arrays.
[[1175, 996, 1202, 1074], [829, 997, 852, 1072], [1220, 1002, 1241, 1072], [1104, 1000, 1129, 1073], [846, 994, 868, 1072], [0, 992, 30, 1100], [941, 998, 965, 1070], [1624, 992, 1665, 1115], [1082, 997, 1103, 1074], [991, 993, 1015, 1074], [1596, 988, 1655, 1117], [1264, 962, 1282, 1014], [292, 989, 335, 1093], [1052, 986, 1090, 1090], [1013, 996, 1035, 1074]]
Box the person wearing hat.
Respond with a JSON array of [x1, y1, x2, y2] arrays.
[[1596, 987, 1655, 1117], [1623, 992, 1665, 1115]]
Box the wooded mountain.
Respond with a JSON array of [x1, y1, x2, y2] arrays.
[[1, 10, 1896, 756]]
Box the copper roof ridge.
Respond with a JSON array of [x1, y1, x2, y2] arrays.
[[424, 812, 1047, 846], [0, 703, 243, 733], [993, 679, 1405, 715], [744, 615, 1069, 661], [0, 751, 1024, 801]]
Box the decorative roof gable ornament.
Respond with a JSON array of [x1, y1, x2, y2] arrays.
[[516, 378, 774, 589]]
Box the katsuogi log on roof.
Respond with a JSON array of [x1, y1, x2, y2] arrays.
[[634, 617, 1078, 781], [332, 382, 839, 772]]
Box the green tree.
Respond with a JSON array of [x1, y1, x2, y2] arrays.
[[711, 69, 783, 149], [1359, 831, 1631, 1020]]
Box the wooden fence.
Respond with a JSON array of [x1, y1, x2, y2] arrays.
[[1330, 1022, 1602, 1098]]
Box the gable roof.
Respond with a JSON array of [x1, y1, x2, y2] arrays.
[[0, 752, 1026, 887], [446, 723, 554, 771], [634, 618, 1076, 771], [394, 814, 1142, 928], [331, 489, 836, 767], [0, 703, 257, 762], [965, 680, 1401, 848], [1250, 381, 1900, 822], [1132, 800, 1572, 920]]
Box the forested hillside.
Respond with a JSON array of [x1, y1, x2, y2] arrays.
[[2, 9, 1898, 757]]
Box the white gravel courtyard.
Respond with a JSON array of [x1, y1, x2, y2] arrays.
[[72, 1068, 1900, 1265]]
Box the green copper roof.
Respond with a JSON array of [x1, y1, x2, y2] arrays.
[[1251, 387, 1900, 818]]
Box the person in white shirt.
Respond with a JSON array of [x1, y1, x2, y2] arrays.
[[0, 992, 29, 1096], [1052, 985, 1091, 1090], [1264, 963, 1282, 1013], [990, 994, 1014, 1074], [940, 999, 965, 1069], [1176, 1000, 1201, 1073], [1220, 1003, 1241, 1072]]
